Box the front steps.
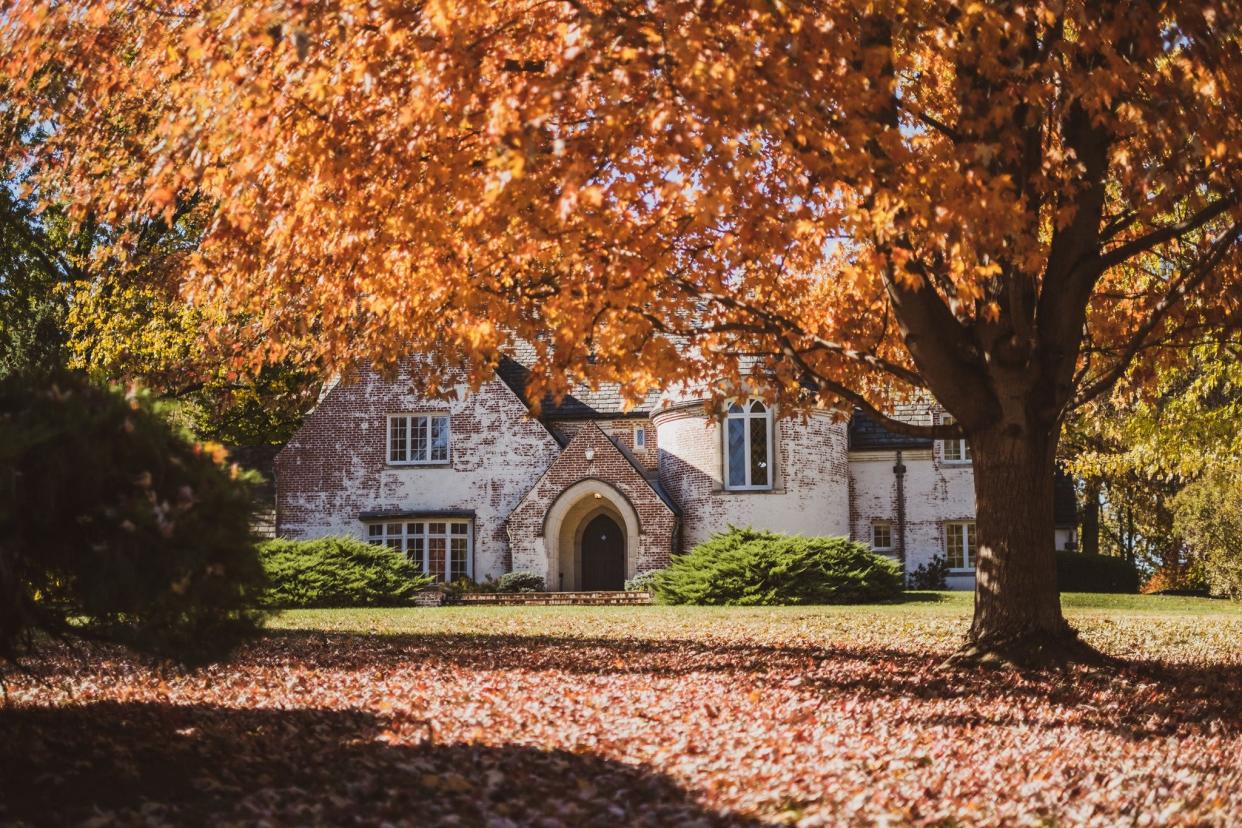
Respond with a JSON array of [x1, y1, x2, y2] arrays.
[[448, 590, 652, 606]]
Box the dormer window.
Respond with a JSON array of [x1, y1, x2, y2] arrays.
[[940, 414, 971, 464], [388, 414, 450, 464], [724, 400, 774, 491]]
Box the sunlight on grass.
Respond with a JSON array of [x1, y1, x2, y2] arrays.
[[266, 592, 1241, 665]]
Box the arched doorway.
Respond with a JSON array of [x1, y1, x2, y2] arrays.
[[541, 478, 642, 591], [580, 513, 625, 590]]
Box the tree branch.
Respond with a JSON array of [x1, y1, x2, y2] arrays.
[[775, 337, 963, 439], [650, 279, 929, 388], [1097, 194, 1239, 271], [1073, 220, 1242, 407]]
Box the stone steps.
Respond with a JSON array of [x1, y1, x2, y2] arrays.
[[449, 590, 652, 606]]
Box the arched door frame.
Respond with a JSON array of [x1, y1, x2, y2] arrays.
[[543, 478, 642, 591]]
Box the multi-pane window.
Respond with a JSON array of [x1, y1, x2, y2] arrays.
[[872, 521, 894, 552], [940, 414, 972, 463], [945, 521, 977, 569], [388, 414, 450, 464], [634, 425, 647, 450], [724, 400, 774, 491], [367, 519, 472, 581]]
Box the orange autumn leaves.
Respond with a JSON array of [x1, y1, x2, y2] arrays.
[[2, 0, 1240, 413]]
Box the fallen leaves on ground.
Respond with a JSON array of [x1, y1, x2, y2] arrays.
[[2, 606, 1240, 826]]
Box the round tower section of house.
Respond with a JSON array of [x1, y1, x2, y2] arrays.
[[653, 400, 851, 550]]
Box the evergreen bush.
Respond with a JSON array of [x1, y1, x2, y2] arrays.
[[495, 571, 544, 593], [652, 527, 903, 605], [909, 554, 949, 590], [258, 537, 432, 608]]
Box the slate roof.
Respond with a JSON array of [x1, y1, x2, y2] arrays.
[[847, 410, 935, 451], [495, 352, 661, 419]]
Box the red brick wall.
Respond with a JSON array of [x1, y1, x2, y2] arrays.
[[548, 417, 658, 472], [507, 423, 678, 579]]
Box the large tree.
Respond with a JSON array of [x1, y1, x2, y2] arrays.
[[4, 0, 1241, 665]]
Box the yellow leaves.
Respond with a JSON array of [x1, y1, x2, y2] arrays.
[[425, 0, 454, 36], [975, 260, 1002, 280]]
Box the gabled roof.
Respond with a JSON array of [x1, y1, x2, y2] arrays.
[[495, 343, 662, 418]]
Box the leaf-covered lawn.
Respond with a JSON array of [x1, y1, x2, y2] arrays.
[[3, 595, 1240, 826]]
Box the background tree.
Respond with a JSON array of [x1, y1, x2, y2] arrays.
[[1172, 464, 1242, 598], [4, 0, 1241, 665], [1064, 339, 1242, 590], [0, 116, 319, 445]]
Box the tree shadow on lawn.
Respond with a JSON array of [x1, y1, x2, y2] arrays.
[[258, 629, 1242, 738], [0, 701, 764, 827]]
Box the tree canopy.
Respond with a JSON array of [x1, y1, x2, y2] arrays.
[[6, 1, 1238, 415]]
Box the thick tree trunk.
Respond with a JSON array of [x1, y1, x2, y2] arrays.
[[946, 423, 1107, 669]]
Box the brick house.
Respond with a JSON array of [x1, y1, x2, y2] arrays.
[[275, 352, 1077, 591]]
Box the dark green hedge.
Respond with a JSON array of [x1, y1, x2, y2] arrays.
[[1056, 550, 1140, 593], [258, 537, 433, 608], [653, 527, 903, 605]]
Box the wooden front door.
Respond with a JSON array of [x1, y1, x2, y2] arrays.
[[580, 514, 624, 591]]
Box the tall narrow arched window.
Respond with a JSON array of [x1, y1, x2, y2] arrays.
[[724, 400, 774, 491]]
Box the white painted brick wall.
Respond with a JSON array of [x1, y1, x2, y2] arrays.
[[849, 448, 978, 589], [655, 408, 852, 548]]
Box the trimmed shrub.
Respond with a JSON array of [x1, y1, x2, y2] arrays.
[[0, 371, 267, 664], [909, 554, 949, 590], [258, 537, 433, 608], [624, 570, 662, 592], [496, 571, 544, 593], [1055, 550, 1140, 594], [653, 527, 903, 605]]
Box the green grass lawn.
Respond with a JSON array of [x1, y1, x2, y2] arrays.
[[268, 591, 1242, 666]]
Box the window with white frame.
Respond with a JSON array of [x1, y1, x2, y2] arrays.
[[367, 519, 472, 581], [872, 521, 894, 552], [724, 400, 774, 490], [387, 414, 450, 464], [940, 414, 971, 463], [634, 425, 647, 450], [945, 521, 977, 569]]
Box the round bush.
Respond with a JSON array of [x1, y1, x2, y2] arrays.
[[257, 537, 433, 608], [653, 527, 903, 605], [495, 571, 544, 593]]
